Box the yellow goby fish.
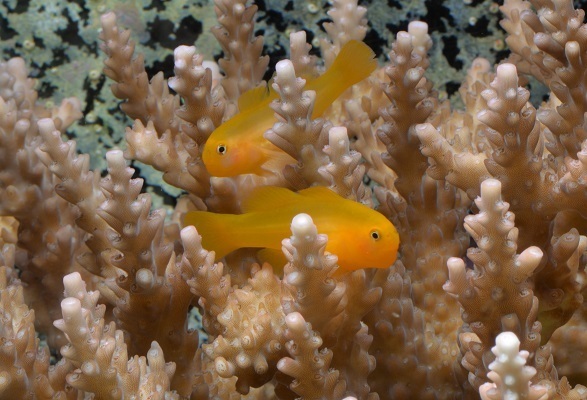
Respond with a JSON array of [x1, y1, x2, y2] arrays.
[[183, 186, 399, 273], [202, 40, 378, 177]]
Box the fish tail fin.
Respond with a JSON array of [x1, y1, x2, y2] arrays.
[[183, 211, 240, 260], [311, 40, 377, 116], [329, 40, 377, 87]]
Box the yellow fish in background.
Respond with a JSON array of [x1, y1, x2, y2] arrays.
[[183, 186, 399, 273], [202, 40, 378, 177]]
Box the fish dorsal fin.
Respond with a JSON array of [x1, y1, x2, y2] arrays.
[[238, 83, 271, 112], [242, 186, 301, 213], [298, 186, 341, 201]]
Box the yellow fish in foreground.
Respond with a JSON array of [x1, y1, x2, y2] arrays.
[[183, 186, 399, 273], [202, 40, 378, 177]]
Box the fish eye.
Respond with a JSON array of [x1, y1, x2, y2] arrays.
[[217, 144, 227, 155], [370, 229, 380, 241]]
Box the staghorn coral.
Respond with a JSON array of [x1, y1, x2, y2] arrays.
[[3, 0, 587, 399], [479, 331, 548, 400]]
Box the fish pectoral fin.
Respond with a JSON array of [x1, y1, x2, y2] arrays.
[[257, 146, 297, 177]]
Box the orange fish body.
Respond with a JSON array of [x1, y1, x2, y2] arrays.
[[183, 186, 399, 272], [202, 40, 378, 177]]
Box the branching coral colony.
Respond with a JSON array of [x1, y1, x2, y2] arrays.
[[3, 0, 587, 398]]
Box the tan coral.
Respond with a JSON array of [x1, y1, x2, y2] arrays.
[[444, 179, 544, 388], [54, 272, 178, 399], [3, 0, 587, 398], [479, 331, 548, 400], [202, 263, 286, 394], [277, 312, 346, 399]]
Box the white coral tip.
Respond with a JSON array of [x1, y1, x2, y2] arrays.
[[291, 213, 315, 236], [408, 21, 428, 35], [328, 126, 349, 150], [493, 331, 520, 358], [276, 59, 296, 82]]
